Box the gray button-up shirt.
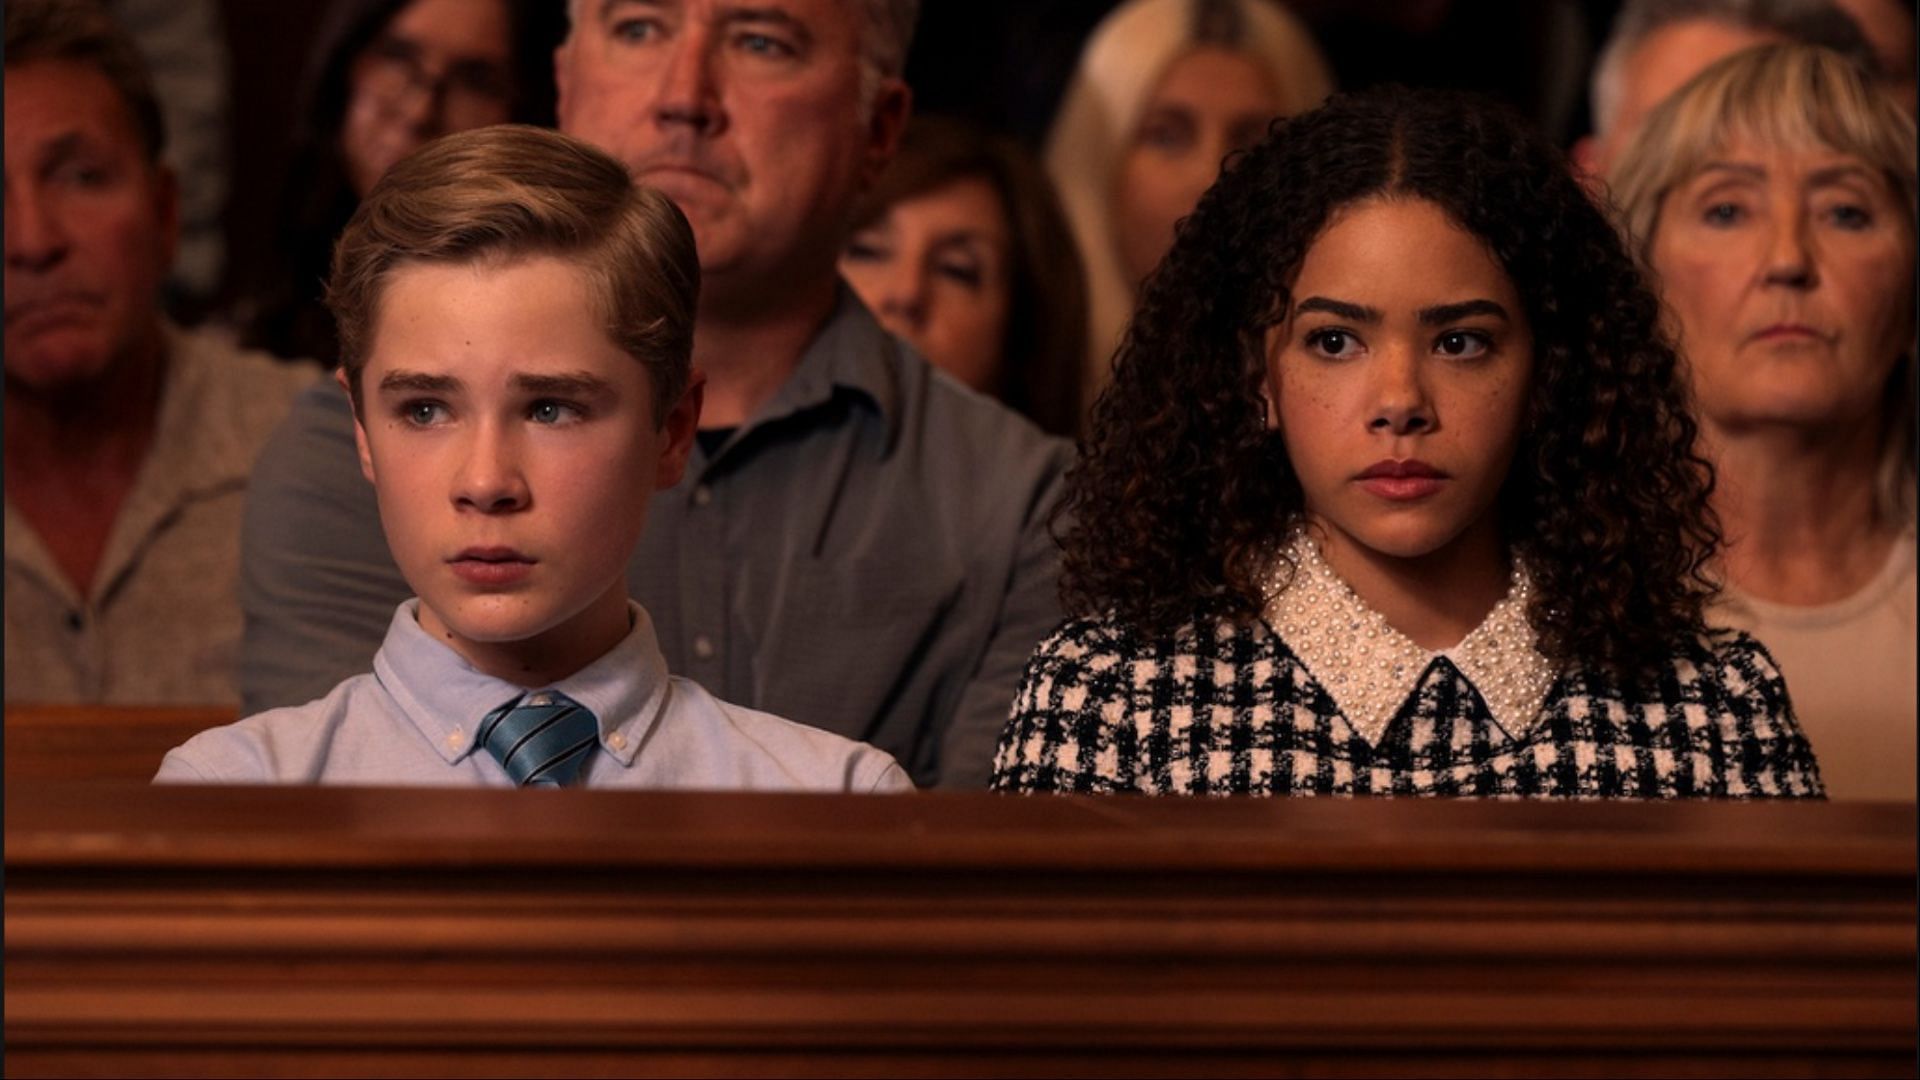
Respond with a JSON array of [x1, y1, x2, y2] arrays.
[[161, 600, 910, 791], [237, 290, 1072, 787]]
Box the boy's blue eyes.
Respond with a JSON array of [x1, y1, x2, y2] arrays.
[[529, 400, 583, 424], [395, 400, 585, 426], [403, 401, 449, 426]]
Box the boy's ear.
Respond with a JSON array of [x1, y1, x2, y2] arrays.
[[654, 369, 705, 490], [338, 367, 377, 484]]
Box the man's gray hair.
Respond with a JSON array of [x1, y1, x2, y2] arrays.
[[1590, 0, 1878, 135], [5, 0, 166, 162]]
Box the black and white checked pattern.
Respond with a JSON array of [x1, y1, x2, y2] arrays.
[[990, 616, 1826, 799]]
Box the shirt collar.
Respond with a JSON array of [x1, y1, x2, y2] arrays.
[[740, 284, 904, 450], [1263, 530, 1557, 744], [371, 599, 672, 768]]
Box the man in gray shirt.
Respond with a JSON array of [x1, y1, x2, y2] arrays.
[[238, 0, 1071, 788]]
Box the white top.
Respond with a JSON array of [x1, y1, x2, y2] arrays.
[[1713, 533, 1917, 801], [157, 600, 913, 793]]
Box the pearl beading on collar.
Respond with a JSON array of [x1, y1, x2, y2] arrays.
[[1261, 531, 1558, 745]]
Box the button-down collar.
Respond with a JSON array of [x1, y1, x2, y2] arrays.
[[372, 600, 671, 768]]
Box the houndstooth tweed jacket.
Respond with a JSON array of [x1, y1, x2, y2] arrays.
[[990, 613, 1825, 799]]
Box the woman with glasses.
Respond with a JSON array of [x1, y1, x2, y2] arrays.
[[234, 0, 564, 365]]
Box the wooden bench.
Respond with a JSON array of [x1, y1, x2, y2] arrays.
[[6, 786, 1913, 1077]]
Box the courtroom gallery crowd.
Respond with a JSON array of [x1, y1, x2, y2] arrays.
[[5, 0, 1915, 800]]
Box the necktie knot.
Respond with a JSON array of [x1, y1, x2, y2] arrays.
[[476, 690, 599, 787]]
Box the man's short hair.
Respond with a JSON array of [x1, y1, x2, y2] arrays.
[[4, 0, 167, 162], [327, 124, 700, 424], [565, 0, 918, 83], [1590, 0, 1879, 135]]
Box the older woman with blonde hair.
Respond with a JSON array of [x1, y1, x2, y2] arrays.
[[1046, 0, 1332, 413], [1608, 43, 1916, 799]]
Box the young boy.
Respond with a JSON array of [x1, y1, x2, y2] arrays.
[[157, 126, 909, 792]]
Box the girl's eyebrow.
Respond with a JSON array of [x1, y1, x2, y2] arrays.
[[1294, 297, 1509, 326], [1419, 299, 1509, 326], [1294, 297, 1379, 323]]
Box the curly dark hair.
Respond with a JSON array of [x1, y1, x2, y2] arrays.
[[1062, 85, 1722, 681]]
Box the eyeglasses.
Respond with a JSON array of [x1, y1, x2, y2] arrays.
[[357, 34, 513, 111]]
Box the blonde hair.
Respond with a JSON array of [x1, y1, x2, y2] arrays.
[[328, 124, 698, 424], [1045, 0, 1332, 414], [1607, 43, 1917, 526]]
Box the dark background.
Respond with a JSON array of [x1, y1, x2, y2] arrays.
[[218, 0, 1628, 303]]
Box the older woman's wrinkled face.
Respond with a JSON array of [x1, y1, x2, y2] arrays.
[[1113, 46, 1278, 286], [1651, 137, 1914, 435], [339, 0, 515, 198]]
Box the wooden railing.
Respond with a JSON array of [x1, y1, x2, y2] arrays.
[[5, 781, 1913, 1078], [4, 703, 234, 784]]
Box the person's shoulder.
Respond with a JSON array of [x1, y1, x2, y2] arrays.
[[154, 672, 372, 783], [667, 676, 913, 792], [246, 366, 361, 491], [927, 363, 1071, 461], [1555, 630, 1792, 709], [170, 322, 326, 448], [1688, 629, 1791, 696], [879, 336, 1073, 473], [1030, 611, 1264, 675], [175, 322, 323, 396]]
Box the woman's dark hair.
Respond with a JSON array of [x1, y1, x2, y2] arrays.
[[236, 0, 565, 364], [1063, 85, 1722, 681], [850, 114, 1088, 437]]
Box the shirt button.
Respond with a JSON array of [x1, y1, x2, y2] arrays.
[[692, 634, 715, 660], [447, 729, 466, 748], [608, 732, 627, 750], [692, 485, 713, 508]]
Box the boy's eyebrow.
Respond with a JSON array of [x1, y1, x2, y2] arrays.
[[1294, 297, 1381, 323], [513, 371, 619, 397], [377, 371, 461, 394], [1418, 299, 1509, 326]]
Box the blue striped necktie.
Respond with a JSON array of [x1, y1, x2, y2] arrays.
[[476, 690, 599, 787]]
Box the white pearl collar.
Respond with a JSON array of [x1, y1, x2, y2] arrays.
[[1261, 530, 1558, 745]]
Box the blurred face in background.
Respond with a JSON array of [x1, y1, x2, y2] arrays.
[[4, 60, 176, 392], [339, 0, 516, 198], [1831, 0, 1918, 115], [840, 176, 1013, 392], [1650, 136, 1914, 437], [1581, 20, 1779, 181], [1113, 45, 1277, 285]]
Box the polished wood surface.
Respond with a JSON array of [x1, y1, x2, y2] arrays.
[[6, 784, 1912, 1078], [4, 704, 234, 784]]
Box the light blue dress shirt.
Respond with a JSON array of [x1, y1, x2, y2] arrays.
[[156, 600, 912, 792]]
